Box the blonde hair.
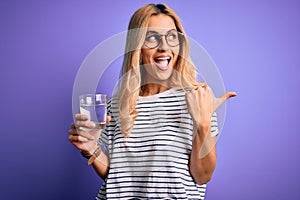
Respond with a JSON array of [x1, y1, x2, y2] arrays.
[[117, 4, 200, 137]]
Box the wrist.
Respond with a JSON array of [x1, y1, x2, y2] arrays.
[[80, 150, 92, 159], [80, 142, 98, 159], [195, 121, 210, 134], [87, 145, 102, 165]]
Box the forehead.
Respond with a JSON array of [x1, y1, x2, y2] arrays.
[[147, 14, 176, 32]]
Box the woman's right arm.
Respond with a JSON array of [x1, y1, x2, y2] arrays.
[[68, 113, 109, 179]]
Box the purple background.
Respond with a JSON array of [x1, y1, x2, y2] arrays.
[[1, 0, 299, 199]]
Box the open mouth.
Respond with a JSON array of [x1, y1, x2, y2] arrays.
[[154, 57, 171, 71]]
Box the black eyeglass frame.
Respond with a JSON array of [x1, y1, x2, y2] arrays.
[[143, 29, 184, 49]]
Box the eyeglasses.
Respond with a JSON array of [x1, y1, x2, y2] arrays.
[[143, 29, 183, 49]]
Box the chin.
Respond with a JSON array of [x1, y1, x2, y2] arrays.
[[154, 68, 173, 81]]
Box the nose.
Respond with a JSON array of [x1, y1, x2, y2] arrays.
[[158, 37, 169, 51]]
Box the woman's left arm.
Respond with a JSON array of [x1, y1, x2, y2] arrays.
[[189, 123, 217, 185], [186, 84, 236, 185]]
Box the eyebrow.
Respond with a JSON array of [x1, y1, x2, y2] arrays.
[[146, 29, 177, 35], [146, 30, 159, 35]]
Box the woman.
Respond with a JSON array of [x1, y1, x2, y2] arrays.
[[69, 3, 236, 199]]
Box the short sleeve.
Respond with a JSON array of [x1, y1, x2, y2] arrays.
[[210, 112, 219, 137], [98, 99, 113, 155]]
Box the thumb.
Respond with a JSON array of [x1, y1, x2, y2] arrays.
[[214, 91, 237, 110], [106, 116, 111, 123]]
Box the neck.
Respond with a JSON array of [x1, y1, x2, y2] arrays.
[[140, 83, 170, 96]]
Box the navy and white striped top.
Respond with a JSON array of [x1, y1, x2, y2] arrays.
[[97, 88, 218, 200]]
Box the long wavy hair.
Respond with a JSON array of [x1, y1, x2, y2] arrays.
[[117, 4, 200, 137]]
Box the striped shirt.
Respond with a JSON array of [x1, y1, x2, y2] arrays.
[[97, 88, 218, 200]]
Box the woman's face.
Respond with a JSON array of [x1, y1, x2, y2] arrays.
[[141, 14, 180, 83]]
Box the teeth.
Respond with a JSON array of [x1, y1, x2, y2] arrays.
[[154, 56, 170, 70], [156, 57, 170, 60]]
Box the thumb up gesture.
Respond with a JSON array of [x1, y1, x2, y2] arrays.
[[185, 82, 236, 130]]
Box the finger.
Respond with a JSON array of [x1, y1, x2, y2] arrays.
[[68, 128, 78, 136], [222, 91, 237, 101], [68, 134, 89, 143], [200, 81, 207, 88], [75, 113, 89, 121], [69, 128, 100, 141], [69, 125, 97, 140], [194, 85, 210, 102], [77, 129, 99, 140], [75, 120, 96, 129], [185, 88, 198, 105], [185, 88, 192, 98], [70, 123, 76, 130], [106, 116, 111, 123], [214, 91, 237, 110]]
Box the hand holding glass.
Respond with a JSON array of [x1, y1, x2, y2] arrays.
[[79, 94, 107, 129]]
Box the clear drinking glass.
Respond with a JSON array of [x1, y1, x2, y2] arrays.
[[79, 94, 107, 129]]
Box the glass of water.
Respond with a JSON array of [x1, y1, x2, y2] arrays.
[[79, 94, 107, 129]]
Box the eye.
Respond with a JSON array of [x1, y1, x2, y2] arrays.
[[146, 34, 160, 43], [167, 32, 178, 41]]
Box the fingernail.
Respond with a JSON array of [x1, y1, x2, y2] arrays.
[[90, 122, 96, 128]]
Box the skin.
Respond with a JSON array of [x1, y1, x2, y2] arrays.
[[141, 14, 179, 95], [68, 114, 110, 178], [186, 85, 236, 184], [68, 14, 237, 183]]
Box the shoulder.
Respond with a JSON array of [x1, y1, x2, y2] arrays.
[[106, 96, 120, 116]]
